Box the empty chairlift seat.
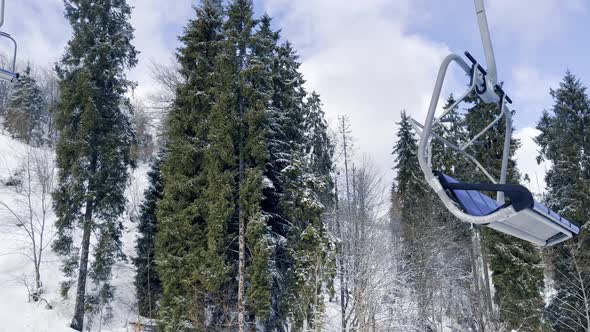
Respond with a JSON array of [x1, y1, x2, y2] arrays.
[[437, 173, 580, 246]]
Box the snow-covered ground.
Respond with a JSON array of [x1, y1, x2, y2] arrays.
[[0, 133, 149, 332]]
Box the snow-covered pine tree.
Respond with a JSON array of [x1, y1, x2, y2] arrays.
[[52, 0, 137, 330], [257, 24, 322, 327], [463, 95, 544, 331], [536, 72, 590, 331], [285, 91, 334, 330], [156, 3, 334, 329], [392, 111, 426, 203], [155, 0, 225, 329], [302, 124, 335, 328], [134, 156, 163, 319], [253, 18, 336, 328], [221, 1, 273, 327], [4, 65, 46, 145], [391, 110, 434, 327], [249, 16, 286, 329], [303, 92, 334, 207]]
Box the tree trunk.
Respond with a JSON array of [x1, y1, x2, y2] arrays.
[[339, 117, 352, 332], [479, 230, 495, 324], [470, 229, 485, 332], [237, 58, 246, 331], [70, 149, 97, 331], [334, 176, 347, 332], [70, 200, 93, 331], [238, 208, 245, 331], [34, 265, 42, 299]]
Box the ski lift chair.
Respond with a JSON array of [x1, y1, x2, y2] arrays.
[[0, 0, 18, 82], [0, 31, 18, 81], [411, 51, 580, 247]]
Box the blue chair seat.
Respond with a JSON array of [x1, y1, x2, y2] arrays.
[[437, 173, 580, 246]]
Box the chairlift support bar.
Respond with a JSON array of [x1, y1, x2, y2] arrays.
[[473, 0, 511, 204], [474, 0, 497, 85], [0, 0, 5, 29]]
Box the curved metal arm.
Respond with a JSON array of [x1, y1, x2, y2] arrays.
[[0, 1, 19, 82], [0, 31, 16, 72]]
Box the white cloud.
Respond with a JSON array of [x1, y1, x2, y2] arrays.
[[127, 0, 193, 100], [512, 66, 557, 109], [509, 64, 560, 126], [514, 127, 550, 194], [261, 0, 451, 177], [487, 0, 586, 49], [505, 66, 558, 194]]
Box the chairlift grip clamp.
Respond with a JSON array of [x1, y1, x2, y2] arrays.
[[494, 84, 512, 104], [465, 51, 488, 95]]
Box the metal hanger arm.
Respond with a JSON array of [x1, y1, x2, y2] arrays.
[[0, 0, 5, 29], [474, 0, 497, 85]]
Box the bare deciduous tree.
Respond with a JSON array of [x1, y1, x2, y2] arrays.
[[0, 147, 55, 303], [147, 59, 182, 109]]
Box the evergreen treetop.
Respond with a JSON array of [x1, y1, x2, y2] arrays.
[[4, 65, 46, 145]]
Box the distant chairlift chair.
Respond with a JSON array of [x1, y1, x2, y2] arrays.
[[0, 0, 18, 82], [411, 0, 580, 247]]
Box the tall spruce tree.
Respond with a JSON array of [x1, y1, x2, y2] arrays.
[[52, 0, 137, 330], [285, 92, 334, 330], [392, 111, 426, 201], [303, 92, 334, 206], [221, 1, 273, 327], [248, 19, 334, 330], [463, 96, 544, 331], [392, 111, 430, 249], [4, 65, 46, 145], [254, 19, 295, 329], [391, 110, 435, 327], [134, 156, 164, 319], [155, 2, 334, 329], [155, 0, 225, 329], [536, 72, 590, 331]]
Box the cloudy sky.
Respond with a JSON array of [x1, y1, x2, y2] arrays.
[[5, 0, 589, 193]]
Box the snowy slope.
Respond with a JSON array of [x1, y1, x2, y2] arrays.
[[0, 133, 149, 332]]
